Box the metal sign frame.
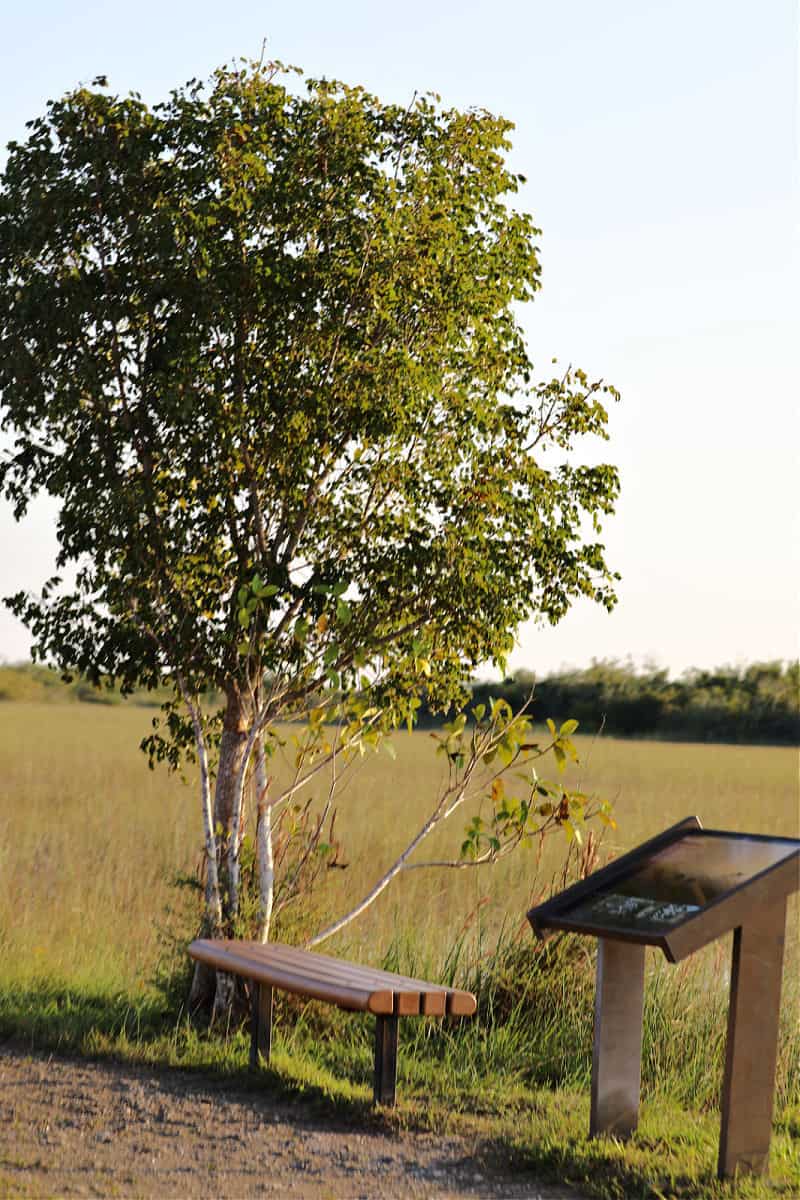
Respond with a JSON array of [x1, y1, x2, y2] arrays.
[[527, 816, 800, 1179]]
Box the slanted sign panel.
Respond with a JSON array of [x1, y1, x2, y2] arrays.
[[564, 833, 796, 933], [528, 818, 800, 960]]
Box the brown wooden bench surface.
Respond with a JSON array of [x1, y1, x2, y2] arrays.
[[189, 938, 477, 1017]]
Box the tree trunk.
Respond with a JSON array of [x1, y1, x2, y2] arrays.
[[183, 686, 222, 1014], [214, 682, 254, 930], [206, 683, 253, 1021], [255, 738, 274, 943], [214, 684, 253, 848]]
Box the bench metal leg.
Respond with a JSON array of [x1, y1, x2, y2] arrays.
[[250, 981, 273, 1070], [373, 1015, 399, 1106]]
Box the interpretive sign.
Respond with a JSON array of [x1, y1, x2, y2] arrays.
[[528, 816, 800, 1179]]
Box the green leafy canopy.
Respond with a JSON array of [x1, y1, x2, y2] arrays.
[[0, 59, 620, 738]]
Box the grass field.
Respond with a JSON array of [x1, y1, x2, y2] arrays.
[[1, 701, 796, 983], [1, 699, 798, 1198]]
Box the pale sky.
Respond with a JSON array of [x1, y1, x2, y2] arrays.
[[0, 0, 797, 676]]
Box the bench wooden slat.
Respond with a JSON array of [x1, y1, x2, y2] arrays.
[[221, 939, 421, 990], [191, 940, 393, 1014], [444, 990, 476, 1017], [266, 943, 456, 1012], [189, 939, 395, 1014], [227, 942, 423, 1016], [213, 939, 474, 1016], [224, 941, 442, 1016]]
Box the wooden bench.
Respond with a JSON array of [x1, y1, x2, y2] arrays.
[[189, 938, 476, 1105]]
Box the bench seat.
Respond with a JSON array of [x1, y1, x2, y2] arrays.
[[188, 938, 476, 1104]]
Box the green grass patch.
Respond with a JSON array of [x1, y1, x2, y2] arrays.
[[494, 1095, 800, 1199], [2, 931, 798, 1199]]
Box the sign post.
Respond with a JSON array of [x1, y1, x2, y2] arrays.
[[528, 817, 800, 1180], [590, 939, 645, 1138]]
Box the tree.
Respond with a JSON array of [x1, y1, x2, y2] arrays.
[[0, 61, 619, 1007]]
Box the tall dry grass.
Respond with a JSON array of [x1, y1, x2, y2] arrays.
[[1, 700, 797, 987]]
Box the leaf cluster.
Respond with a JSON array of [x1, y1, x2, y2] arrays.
[[1, 60, 620, 755], [433, 699, 615, 865]]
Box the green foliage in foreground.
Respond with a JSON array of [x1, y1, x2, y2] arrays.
[[1, 932, 797, 1199]]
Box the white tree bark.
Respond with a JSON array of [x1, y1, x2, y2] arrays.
[[211, 967, 236, 1026], [178, 675, 223, 1015], [227, 714, 265, 917], [220, 689, 257, 918], [175, 673, 222, 930], [196, 713, 223, 930], [254, 738, 274, 943]]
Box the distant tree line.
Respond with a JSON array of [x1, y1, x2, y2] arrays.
[[460, 660, 799, 746], [2, 658, 798, 745]]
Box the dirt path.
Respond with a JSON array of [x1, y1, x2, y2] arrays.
[[0, 1045, 589, 1199]]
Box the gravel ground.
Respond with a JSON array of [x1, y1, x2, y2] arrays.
[[0, 1044, 589, 1199]]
